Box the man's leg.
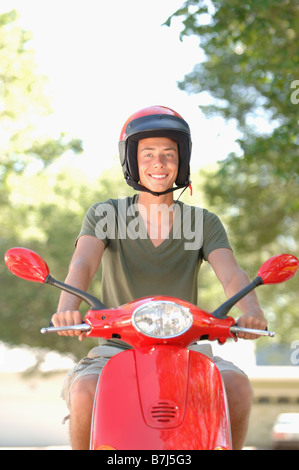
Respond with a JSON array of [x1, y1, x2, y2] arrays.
[[221, 371, 253, 450], [69, 374, 99, 450]]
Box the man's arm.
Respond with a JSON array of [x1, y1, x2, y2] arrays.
[[208, 248, 267, 339], [51, 235, 105, 340]]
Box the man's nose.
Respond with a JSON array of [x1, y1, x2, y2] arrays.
[[153, 154, 165, 167]]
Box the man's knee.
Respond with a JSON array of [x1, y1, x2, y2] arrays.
[[222, 371, 253, 410], [70, 374, 99, 411]]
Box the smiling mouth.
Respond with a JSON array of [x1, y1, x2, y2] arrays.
[[149, 174, 168, 179]]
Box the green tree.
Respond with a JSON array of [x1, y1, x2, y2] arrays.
[[0, 9, 85, 359], [0, 10, 82, 202], [166, 0, 299, 347], [1, 164, 133, 359]]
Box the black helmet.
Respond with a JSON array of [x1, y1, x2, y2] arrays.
[[119, 105, 192, 196]]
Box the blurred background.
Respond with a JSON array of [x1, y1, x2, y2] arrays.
[[0, 0, 298, 449]]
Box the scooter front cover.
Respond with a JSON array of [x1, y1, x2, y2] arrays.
[[90, 345, 231, 450]]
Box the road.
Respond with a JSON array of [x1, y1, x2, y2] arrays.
[[0, 372, 70, 448]]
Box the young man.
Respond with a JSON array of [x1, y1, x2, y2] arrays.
[[52, 105, 267, 450]]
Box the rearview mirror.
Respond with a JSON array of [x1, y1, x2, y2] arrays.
[[5, 247, 50, 283], [4, 247, 107, 310], [257, 254, 299, 285], [212, 253, 298, 319]]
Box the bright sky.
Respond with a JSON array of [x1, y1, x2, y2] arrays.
[[1, 0, 241, 178]]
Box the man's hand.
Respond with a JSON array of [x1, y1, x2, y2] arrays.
[[208, 249, 268, 340], [51, 237, 105, 342], [51, 310, 87, 341], [236, 310, 268, 340]]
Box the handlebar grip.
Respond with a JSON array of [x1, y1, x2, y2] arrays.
[[230, 326, 275, 337], [41, 323, 90, 335]]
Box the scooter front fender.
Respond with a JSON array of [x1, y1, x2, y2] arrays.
[[90, 345, 231, 450]]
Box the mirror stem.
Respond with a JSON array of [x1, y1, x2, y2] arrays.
[[45, 274, 107, 310], [212, 276, 263, 319]]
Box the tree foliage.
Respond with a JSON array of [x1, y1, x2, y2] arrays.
[[167, 0, 299, 346], [1, 164, 133, 359], [0, 10, 86, 359], [0, 10, 82, 200]]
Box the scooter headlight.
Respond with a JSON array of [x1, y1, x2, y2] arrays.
[[132, 301, 193, 338]]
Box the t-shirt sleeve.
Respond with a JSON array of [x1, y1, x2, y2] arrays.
[[201, 210, 232, 261], [76, 202, 111, 247]]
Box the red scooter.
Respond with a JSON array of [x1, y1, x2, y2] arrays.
[[5, 248, 298, 450]]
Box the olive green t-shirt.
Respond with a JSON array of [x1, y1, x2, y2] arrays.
[[77, 195, 232, 311]]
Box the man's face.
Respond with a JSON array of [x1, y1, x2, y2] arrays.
[[137, 137, 179, 193]]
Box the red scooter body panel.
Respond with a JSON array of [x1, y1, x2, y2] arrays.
[[91, 345, 231, 450]]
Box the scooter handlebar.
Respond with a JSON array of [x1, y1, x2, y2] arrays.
[[230, 325, 275, 337], [40, 322, 274, 339], [40, 323, 91, 335]]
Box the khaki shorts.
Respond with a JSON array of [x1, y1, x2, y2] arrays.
[[61, 344, 246, 412]]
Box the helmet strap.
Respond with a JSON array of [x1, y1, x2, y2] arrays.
[[125, 176, 191, 197]]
